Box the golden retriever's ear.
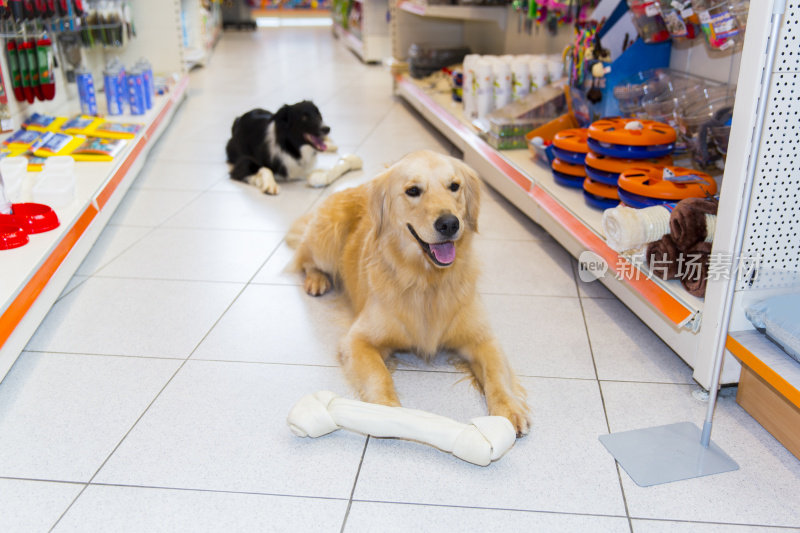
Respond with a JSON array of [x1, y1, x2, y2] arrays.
[[454, 159, 481, 232], [368, 170, 391, 235]]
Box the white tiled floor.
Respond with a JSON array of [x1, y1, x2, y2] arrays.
[[2, 25, 800, 533]]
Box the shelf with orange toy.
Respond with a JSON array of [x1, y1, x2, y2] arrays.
[[395, 73, 707, 344]]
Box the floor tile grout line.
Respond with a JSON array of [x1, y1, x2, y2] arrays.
[[86, 480, 352, 503], [352, 498, 800, 530], [351, 498, 630, 521], [571, 264, 634, 533], [20, 348, 698, 386], [339, 436, 370, 533], [4, 473, 796, 530]]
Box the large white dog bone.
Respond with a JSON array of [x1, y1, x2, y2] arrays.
[[307, 154, 363, 188], [287, 391, 516, 466]]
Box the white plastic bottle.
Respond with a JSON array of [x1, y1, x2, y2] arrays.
[[511, 57, 530, 101], [492, 60, 512, 110], [475, 58, 494, 119], [548, 57, 564, 83], [529, 57, 548, 93], [462, 54, 478, 118]]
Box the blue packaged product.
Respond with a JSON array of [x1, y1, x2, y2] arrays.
[[126, 68, 146, 115], [137, 59, 154, 109], [103, 66, 123, 115], [76, 68, 98, 116], [114, 60, 127, 113]]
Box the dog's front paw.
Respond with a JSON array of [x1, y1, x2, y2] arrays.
[[307, 169, 331, 188], [489, 396, 531, 437], [249, 168, 280, 195], [304, 269, 331, 296]]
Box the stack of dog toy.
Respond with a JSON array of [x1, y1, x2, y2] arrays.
[[584, 151, 672, 209], [645, 197, 719, 297], [601, 196, 719, 297], [551, 118, 719, 218]]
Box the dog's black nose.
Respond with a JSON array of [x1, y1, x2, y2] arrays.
[[321, 125, 330, 135], [434, 214, 460, 238]]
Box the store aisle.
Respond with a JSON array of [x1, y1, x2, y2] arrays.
[[2, 26, 800, 533]]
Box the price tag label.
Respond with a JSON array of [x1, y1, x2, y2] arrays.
[[645, 3, 661, 16]]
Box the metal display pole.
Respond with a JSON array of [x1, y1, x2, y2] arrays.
[[599, 0, 788, 487]]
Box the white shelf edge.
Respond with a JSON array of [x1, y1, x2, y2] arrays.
[[397, 1, 507, 29]]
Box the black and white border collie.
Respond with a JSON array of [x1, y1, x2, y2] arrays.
[[225, 100, 330, 195]]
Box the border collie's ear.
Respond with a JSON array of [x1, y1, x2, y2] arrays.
[[452, 158, 481, 232], [368, 169, 392, 236], [275, 105, 290, 123]]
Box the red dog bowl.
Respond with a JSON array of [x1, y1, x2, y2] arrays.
[[7, 203, 60, 233], [0, 222, 29, 250]]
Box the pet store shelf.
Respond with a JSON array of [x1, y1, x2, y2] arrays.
[[396, 1, 507, 29], [395, 74, 706, 357], [0, 74, 190, 382], [332, 0, 390, 63], [333, 22, 367, 60]]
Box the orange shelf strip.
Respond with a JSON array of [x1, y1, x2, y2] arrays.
[[727, 334, 800, 409], [0, 206, 98, 350]]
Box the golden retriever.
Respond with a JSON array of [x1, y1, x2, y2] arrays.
[[288, 150, 530, 435]]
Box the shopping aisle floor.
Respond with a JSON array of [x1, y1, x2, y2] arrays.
[[2, 26, 799, 533]]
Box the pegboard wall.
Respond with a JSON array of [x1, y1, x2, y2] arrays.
[[738, 0, 800, 291]]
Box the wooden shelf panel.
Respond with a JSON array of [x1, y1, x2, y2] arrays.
[[728, 330, 800, 409]]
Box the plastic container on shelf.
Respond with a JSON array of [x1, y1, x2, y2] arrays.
[[32, 165, 76, 208], [486, 132, 530, 150], [408, 43, 470, 79], [627, 0, 671, 43], [710, 125, 731, 156], [530, 58, 548, 92], [0, 157, 28, 203], [677, 94, 735, 168], [463, 55, 478, 118], [613, 69, 674, 116], [43, 155, 75, 176], [511, 58, 530, 101], [492, 61, 512, 110], [659, 0, 701, 40], [692, 0, 743, 51], [475, 58, 494, 119], [547, 57, 564, 83]]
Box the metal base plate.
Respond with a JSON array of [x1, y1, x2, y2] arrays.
[[599, 422, 739, 487]]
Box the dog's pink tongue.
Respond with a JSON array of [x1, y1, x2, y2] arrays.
[[430, 242, 456, 264]]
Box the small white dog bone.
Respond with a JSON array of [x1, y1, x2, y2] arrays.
[[307, 154, 363, 188], [287, 391, 517, 466]]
